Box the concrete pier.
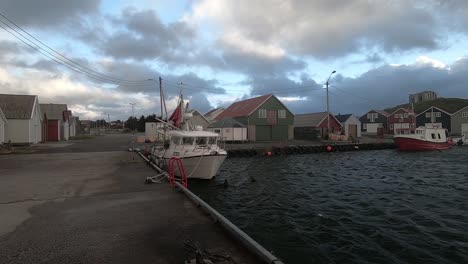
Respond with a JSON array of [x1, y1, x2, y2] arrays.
[[0, 134, 260, 263]]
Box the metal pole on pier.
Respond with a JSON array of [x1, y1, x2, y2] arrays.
[[326, 70, 336, 134]]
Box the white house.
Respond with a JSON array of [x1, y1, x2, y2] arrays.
[[207, 118, 248, 142], [40, 104, 71, 141], [0, 106, 7, 143], [0, 94, 42, 144], [188, 109, 210, 130], [335, 114, 362, 139]]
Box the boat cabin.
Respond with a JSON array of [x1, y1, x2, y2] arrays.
[[395, 127, 449, 142], [167, 130, 220, 148]]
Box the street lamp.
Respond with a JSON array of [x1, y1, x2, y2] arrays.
[[326, 70, 336, 134]]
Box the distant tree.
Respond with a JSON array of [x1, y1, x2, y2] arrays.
[[137, 115, 145, 132], [125, 116, 138, 131]]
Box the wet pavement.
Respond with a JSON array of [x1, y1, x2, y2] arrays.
[[0, 134, 259, 264]]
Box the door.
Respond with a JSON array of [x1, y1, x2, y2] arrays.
[[348, 124, 357, 138], [256, 125, 272, 141], [462, 124, 468, 139], [366, 123, 381, 133], [47, 120, 59, 141]]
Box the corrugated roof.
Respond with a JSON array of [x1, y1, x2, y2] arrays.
[[214, 94, 272, 120], [205, 107, 223, 116], [208, 118, 246, 128], [374, 110, 390, 116], [40, 104, 68, 120], [0, 94, 37, 119], [294, 112, 328, 127], [335, 114, 352, 123]]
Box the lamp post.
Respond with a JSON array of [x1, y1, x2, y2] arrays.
[[129, 103, 136, 133], [326, 70, 336, 134]]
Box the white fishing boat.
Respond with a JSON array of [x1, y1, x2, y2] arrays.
[[150, 92, 227, 179], [151, 130, 227, 179]]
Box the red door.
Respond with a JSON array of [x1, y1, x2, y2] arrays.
[[267, 110, 277, 125], [47, 120, 59, 141]]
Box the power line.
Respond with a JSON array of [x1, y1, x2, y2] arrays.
[[0, 12, 151, 86]]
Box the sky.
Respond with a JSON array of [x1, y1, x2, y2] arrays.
[[0, 0, 468, 121]]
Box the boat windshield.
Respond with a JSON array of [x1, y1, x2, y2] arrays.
[[208, 137, 217, 144], [182, 137, 194, 145], [196, 137, 207, 145], [171, 136, 181, 145]]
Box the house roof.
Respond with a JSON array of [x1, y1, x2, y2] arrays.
[[452, 105, 468, 115], [214, 94, 272, 120], [294, 112, 342, 127], [416, 106, 452, 117], [373, 110, 390, 117], [208, 118, 246, 128], [205, 107, 224, 116], [188, 109, 210, 123], [335, 114, 352, 123], [40, 104, 68, 120], [0, 94, 37, 119], [390, 107, 415, 116]]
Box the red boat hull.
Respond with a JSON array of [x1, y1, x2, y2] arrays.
[[394, 137, 452, 151]]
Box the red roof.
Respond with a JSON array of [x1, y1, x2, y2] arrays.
[[214, 94, 272, 120]]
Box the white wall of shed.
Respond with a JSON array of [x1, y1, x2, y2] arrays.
[[5, 119, 30, 143], [0, 118, 5, 143]]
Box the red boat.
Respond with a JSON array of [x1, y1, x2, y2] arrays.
[[393, 126, 452, 151]]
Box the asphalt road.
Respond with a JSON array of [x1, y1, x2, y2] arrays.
[[0, 134, 259, 264]]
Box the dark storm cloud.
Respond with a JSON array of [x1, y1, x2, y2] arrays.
[[99, 8, 195, 60], [0, 0, 100, 28], [248, 58, 468, 116], [220, 48, 306, 77]]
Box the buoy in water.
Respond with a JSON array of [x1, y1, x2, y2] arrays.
[[326, 145, 332, 152]]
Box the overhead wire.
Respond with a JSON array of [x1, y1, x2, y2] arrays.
[[0, 12, 151, 86]]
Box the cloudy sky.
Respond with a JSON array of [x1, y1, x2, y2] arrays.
[[0, 0, 468, 120]]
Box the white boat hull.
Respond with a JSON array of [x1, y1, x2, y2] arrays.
[[158, 154, 227, 179]]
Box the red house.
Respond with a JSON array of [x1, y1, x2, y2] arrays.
[[294, 112, 342, 138], [388, 108, 416, 134]]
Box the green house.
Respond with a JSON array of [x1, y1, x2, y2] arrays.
[[214, 94, 294, 141]]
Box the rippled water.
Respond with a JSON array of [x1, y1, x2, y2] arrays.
[[189, 147, 468, 264]]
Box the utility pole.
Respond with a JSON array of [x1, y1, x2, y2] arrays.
[[129, 103, 136, 133], [107, 113, 110, 129], [326, 70, 337, 135]]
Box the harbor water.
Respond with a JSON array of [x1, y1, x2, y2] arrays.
[[189, 147, 468, 264]]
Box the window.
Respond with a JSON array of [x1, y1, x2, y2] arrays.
[[171, 137, 181, 145], [363, 123, 367, 129], [367, 113, 371, 119], [404, 113, 408, 118], [278, 109, 286, 118], [196, 137, 207, 145], [435, 112, 441, 117], [208, 137, 217, 144], [226, 128, 230, 133], [214, 129, 221, 133], [438, 133, 441, 139], [182, 137, 194, 145], [258, 109, 266, 118], [425, 112, 431, 118], [462, 112, 468, 118], [431, 133, 436, 139]]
